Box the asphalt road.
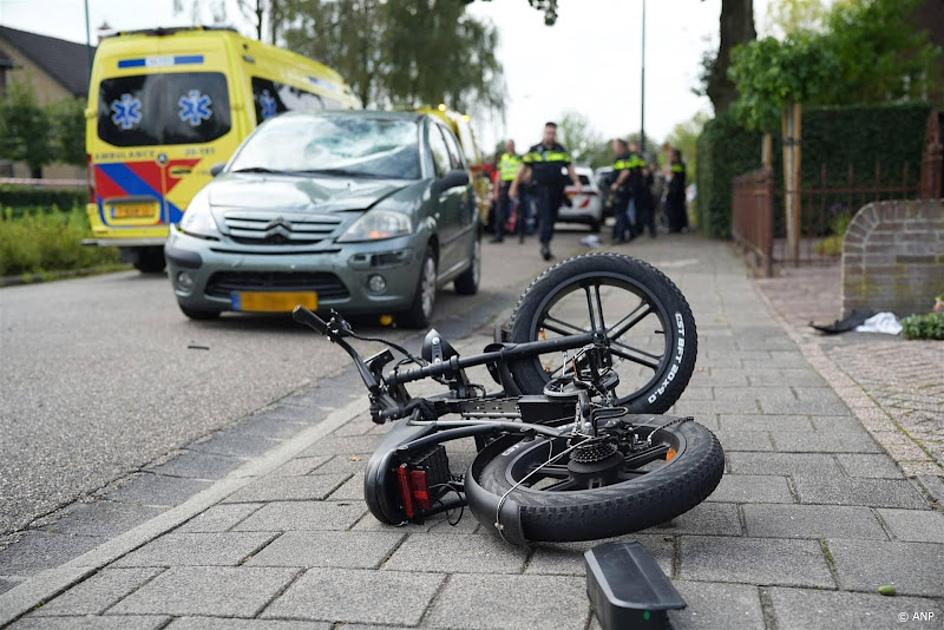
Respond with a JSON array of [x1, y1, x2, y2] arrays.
[[0, 234, 589, 536]]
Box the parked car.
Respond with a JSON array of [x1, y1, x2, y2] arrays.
[[164, 111, 480, 327], [556, 166, 602, 232]]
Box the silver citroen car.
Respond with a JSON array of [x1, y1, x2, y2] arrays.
[[164, 111, 481, 327]]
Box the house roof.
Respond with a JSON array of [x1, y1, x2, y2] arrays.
[[0, 26, 95, 97]]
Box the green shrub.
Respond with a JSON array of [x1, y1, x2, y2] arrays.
[[0, 185, 86, 217], [0, 206, 121, 277], [901, 312, 944, 340], [696, 102, 931, 240]]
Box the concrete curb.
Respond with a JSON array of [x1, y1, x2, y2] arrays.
[[0, 393, 369, 626]]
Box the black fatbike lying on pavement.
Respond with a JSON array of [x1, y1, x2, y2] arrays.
[[293, 253, 723, 545]]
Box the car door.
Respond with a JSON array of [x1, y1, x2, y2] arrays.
[[439, 126, 476, 272], [427, 122, 463, 275]]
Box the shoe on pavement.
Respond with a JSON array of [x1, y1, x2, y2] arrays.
[[540, 244, 554, 261]]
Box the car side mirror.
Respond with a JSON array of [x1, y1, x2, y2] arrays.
[[434, 169, 469, 194], [210, 163, 226, 177]]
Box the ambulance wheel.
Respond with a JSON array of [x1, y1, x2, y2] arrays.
[[133, 247, 166, 273]]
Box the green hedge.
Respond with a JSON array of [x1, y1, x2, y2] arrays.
[[0, 185, 86, 217], [695, 113, 762, 238], [696, 102, 932, 239]]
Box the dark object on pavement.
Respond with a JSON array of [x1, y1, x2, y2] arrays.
[[585, 541, 686, 630], [809, 309, 873, 335], [292, 253, 723, 545]]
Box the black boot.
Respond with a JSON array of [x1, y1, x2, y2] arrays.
[[540, 244, 554, 261]]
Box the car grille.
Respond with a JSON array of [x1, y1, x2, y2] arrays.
[[221, 211, 342, 245], [205, 271, 350, 300]]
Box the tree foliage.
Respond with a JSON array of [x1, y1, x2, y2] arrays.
[[283, 0, 504, 113], [729, 0, 942, 132], [556, 110, 602, 164], [765, 0, 827, 37], [49, 98, 86, 167], [0, 80, 54, 178], [728, 34, 838, 132]]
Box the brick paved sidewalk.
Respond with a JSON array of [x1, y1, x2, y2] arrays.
[[756, 265, 944, 478], [2, 237, 942, 630]]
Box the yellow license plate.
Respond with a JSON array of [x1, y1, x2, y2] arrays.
[[111, 203, 156, 219], [232, 291, 318, 313]]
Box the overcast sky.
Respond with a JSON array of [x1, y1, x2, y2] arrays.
[[0, 0, 776, 151]]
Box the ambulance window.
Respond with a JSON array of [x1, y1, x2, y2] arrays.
[[251, 77, 325, 124], [97, 72, 231, 146]]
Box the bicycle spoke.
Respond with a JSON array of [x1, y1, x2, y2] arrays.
[[542, 478, 581, 492], [607, 301, 652, 341], [541, 314, 589, 337], [623, 444, 670, 469], [610, 344, 660, 370], [527, 464, 570, 478]]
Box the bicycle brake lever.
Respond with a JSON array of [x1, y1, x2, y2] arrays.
[[292, 306, 330, 335]]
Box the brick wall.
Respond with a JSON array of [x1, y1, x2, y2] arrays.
[[842, 200, 944, 317]]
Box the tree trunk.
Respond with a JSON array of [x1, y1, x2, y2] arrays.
[[30, 164, 42, 179], [782, 102, 802, 265], [707, 0, 756, 115]]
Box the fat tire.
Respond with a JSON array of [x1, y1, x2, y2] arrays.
[[475, 420, 723, 542], [506, 252, 696, 413]]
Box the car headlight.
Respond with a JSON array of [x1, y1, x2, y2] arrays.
[[179, 193, 221, 240], [337, 209, 412, 243]]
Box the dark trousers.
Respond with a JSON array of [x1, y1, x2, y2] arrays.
[[612, 193, 633, 242], [534, 185, 563, 245], [635, 201, 656, 237], [494, 182, 513, 239]]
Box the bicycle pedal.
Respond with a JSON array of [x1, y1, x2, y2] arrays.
[[585, 541, 686, 630]]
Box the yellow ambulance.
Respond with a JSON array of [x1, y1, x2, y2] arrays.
[[84, 26, 360, 272]]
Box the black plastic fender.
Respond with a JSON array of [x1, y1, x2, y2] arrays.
[[363, 418, 438, 524], [463, 436, 528, 545]]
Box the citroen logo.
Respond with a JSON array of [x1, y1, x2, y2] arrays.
[[262, 216, 292, 242]]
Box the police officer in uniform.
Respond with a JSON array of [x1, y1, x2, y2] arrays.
[[491, 139, 521, 243], [610, 140, 645, 242], [609, 138, 633, 243], [510, 122, 581, 261]]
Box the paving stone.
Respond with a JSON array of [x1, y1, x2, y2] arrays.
[[679, 535, 833, 587], [308, 455, 367, 476], [526, 534, 673, 577], [11, 616, 170, 629], [109, 566, 298, 617], [104, 473, 212, 508], [299, 435, 384, 458], [678, 386, 713, 401], [674, 400, 762, 416], [747, 368, 827, 387], [706, 474, 795, 503], [836, 453, 905, 478], [270, 457, 331, 477], [0, 531, 105, 576], [236, 413, 312, 439], [383, 533, 528, 574], [704, 367, 749, 385], [167, 618, 330, 629], [649, 502, 742, 536], [727, 452, 843, 477], [425, 573, 589, 630], [113, 532, 276, 567], [760, 398, 851, 415], [771, 430, 881, 453], [742, 504, 886, 539], [188, 430, 283, 459], [770, 587, 943, 630], [32, 568, 164, 616], [718, 414, 814, 432], [877, 508, 944, 543], [713, 430, 774, 451], [0, 577, 22, 594], [234, 501, 366, 531], [223, 474, 350, 503], [793, 477, 929, 509], [40, 501, 163, 537], [246, 531, 403, 568], [668, 581, 764, 630], [827, 539, 944, 597], [811, 415, 875, 433], [262, 568, 443, 626], [712, 386, 796, 403], [176, 503, 263, 533], [326, 472, 365, 501], [147, 450, 246, 480]]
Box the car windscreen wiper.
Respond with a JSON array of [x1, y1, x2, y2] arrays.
[[230, 166, 299, 175], [294, 168, 393, 179]]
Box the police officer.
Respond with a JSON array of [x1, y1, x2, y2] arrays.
[[510, 122, 581, 261], [609, 138, 633, 244], [491, 139, 521, 243], [609, 140, 644, 242]]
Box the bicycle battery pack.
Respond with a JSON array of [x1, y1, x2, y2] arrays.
[[584, 541, 686, 630]]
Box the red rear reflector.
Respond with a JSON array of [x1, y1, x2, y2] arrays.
[[410, 469, 432, 511], [396, 464, 414, 520], [579, 198, 590, 208]]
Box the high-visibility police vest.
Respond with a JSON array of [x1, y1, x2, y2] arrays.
[[523, 142, 571, 186], [498, 152, 522, 182], [670, 163, 685, 174]]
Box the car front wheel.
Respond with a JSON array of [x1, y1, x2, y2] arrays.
[[400, 246, 437, 328], [454, 234, 480, 296]]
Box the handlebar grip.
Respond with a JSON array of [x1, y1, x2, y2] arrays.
[[291, 306, 329, 334]]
